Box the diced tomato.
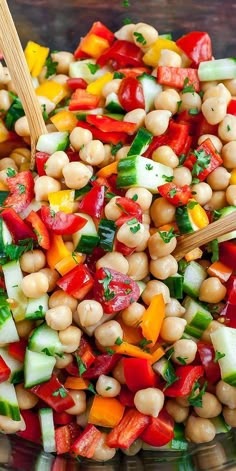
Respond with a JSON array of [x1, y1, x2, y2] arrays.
[[118, 385, 135, 407], [219, 241, 236, 269], [40, 206, 87, 235], [25, 210, 50, 250], [53, 411, 74, 425], [57, 264, 94, 300], [114, 239, 136, 256], [69, 89, 100, 111], [4, 170, 34, 213], [86, 114, 137, 134], [116, 67, 151, 78], [141, 409, 174, 447], [157, 66, 200, 92], [158, 182, 192, 206], [227, 99, 236, 115], [76, 336, 96, 370], [118, 76, 145, 112], [55, 423, 81, 455], [0, 355, 10, 382]]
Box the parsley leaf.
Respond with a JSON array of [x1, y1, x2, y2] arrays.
[[52, 387, 67, 398], [87, 63, 100, 75], [130, 223, 141, 233], [162, 175, 174, 182], [45, 56, 58, 78], [210, 238, 219, 263], [41, 347, 54, 356], [168, 188, 177, 198], [106, 386, 112, 391], [116, 202, 129, 214], [113, 72, 125, 79], [131, 194, 138, 201], [191, 177, 200, 184], [192, 149, 211, 177], [111, 141, 123, 155], [34, 305, 44, 317], [105, 347, 115, 355], [123, 17, 132, 24], [138, 338, 152, 350], [214, 351, 226, 363], [145, 163, 153, 171], [76, 355, 87, 376], [179, 154, 186, 165], [177, 100, 182, 112], [165, 347, 174, 360], [6, 168, 16, 177], [182, 78, 196, 95], [88, 383, 96, 394], [98, 268, 116, 301], [188, 107, 200, 115], [188, 380, 208, 407], [41, 104, 49, 122], [133, 32, 147, 46], [187, 200, 198, 210], [158, 227, 176, 244], [163, 363, 179, 390], [105, 191, 116, 200], [176, 356, 188, 365], [18, 184, 25, 194], [4, 239, 34, 261], [123, 0, 130, 7], [227, 124, 231, 132], [115, 337, 123, 345]]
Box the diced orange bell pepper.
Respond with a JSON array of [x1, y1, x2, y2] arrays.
[[96, 161, 118, 178], [113, 342, 153, 360], [116, 315, 143, 345], [81, 34, 110, 58], [55, 253, 83, 276], [36, 81, 68, 105], [88, 396, 125, 428], [150, 345, 165, 364], [64, 377, 90, 390], [207, 260, 233, 283], [46, 233, 71, 269], [50, 110, 78, 132], [141, 294, 165, 347]]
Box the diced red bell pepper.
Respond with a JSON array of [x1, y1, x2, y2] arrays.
[[144, 121, 190, 158], [123, 358, 156, 392], [0, 355, 10, 383], [219, 241, 236, 269], [116, 67, 151, 78], [77, 121, 129, 145], [74, 21, 114, 59], [35, 151, 49, 176], [53, 411, 74, 425], [118, 76, 145, 112], [184, 138, 223, 181], [17, 409, 41, 444], [118, 385, 135, 407], [86, 114, 137, 134], [69, 89, 100, 111], [196, 114, 218, 138], [197, 341, 221, 384], [219, 302, 236, 328], [57, 264, 94, 300], [157, 66, 200, 92], [97, 40, 144, 69], [25, 210, 50, 250], [164, 365, 204, 397], [181, 135, 192, 157], [31, 374, 75, 412], [140, 408, 174, 447], [226, 275, 236, 304], [227, 99, 236, 115], [78, 184, 105, 219], [40, 206, 87, 235], [106, 408, 150, 449], [8, 338, 27, 363], [66, 148, 80, 162], [114, 239, 136, 256], [67, 78, 87, 90], [83, 353, 120, 380], [93, 267, 140, 313], [56, 423, 81, 455], [115, 196, 142, 226], [158, 182, 192, 206], [176, 110, 202, 138], [70, 424, 102, 458], [143, 134, 168, 158], [4, 170, 34, 213], [176, 31, 212, 67], [1, 208, 36, 243], [76, 336, 96, 370]]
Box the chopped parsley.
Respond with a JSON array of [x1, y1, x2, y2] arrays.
[[115, 337, 123, 346], [98, 268, 115, 301], [111, 141, 123, 155], [129, 223, 141, 233], [127, 217, 139, 225], [177, 100, 182, 112], [145, 163, 153, 171], [163, 363, 179, 390], [41, 104, 49, 121], [138, 338, 152, 350], [105, 347, 115, 355], [113, 72, 125, 79], [182, 78, 196, 95], [179, 154, 186, 165], [165, 347, 174, 360], [187, 200, 198, 210], [105, 191, 116, 200], [191, 177, 200, 184], [116, 202, 129, 214], [6, 167, 16, 177], [76, 355, 87, 376], [133, 32, 147, 46], [168, 188, 177, 198], [34, 305, 43, 317], [176, 356, 188, 365], [123, 0, 130, 7], [18, 184, 26, 194], [41, 347, 54, 356], [88, 383, 96, 394], [52, 387, 67, 398], [131, 194, 138, 201], [106, 386, 112, 391], [123, 17, 132, 24], [188, 380, 208, 407], [192, 149, 211, 177], [45, 56, 58, 78], [162, 175, 174, 182], [214, 351, 226, 363], [158, 227, 176, 244], [87, 63, 100, 75], [188, 108, 199, 115], [4, 238, 35, 261], [210, 238, 219, 263], [71, 252, 80, 264], [227, 124, 231, 132]]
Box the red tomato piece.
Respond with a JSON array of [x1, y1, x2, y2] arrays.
[[4, 170, 34, 213], [140, 409, 174, 447], [8, 338, 27, 363], [35, 151, 49, 176], [158, 182, 193, 206], [82, 353, 120, 380], [77, 120, 129, 145], [97, 40, 144, 69], [118, 76, 145, 112], [40, 206, 87, 235], [0, 355, 10, 382], [67, 77, 87, 90]]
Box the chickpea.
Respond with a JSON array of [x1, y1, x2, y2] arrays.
[[145, 110, 172, 136], [97, 144, 115, 169], [0, 89, 13, 111], [199, 277, 227, 303], [121, 302, 145, 327], [179, 91, 202, 113], [125, 187, 152, 211], [158, 49, 182, 67], [176, 396, 191, 408], [203, 83, 231, 104], [127, 252, 149, 280], [223, 407, 236, 427], [134, 388, 164, 417], [58, 326, 82, 353], [112, 359, 126, 385], [148, 231, 177, 260], [132, 23, 158, 49], [69, 127, 93, 151], [76, 399, 92, 428], [21, 272, 49, 298], [204, 190, 227, 211], [173, 166, 192, 186], [34, 176, 61, 202], [46, 305, 72, 331], [96, 374, 121, 397], [51, 51, 74, 74], [150, 197, 176, 227], [16, 319, 33, 338], [20, 249, 46, 273], [152, 145, 179, 168], [201, 320, 224, 343], [44, 151, 69, 179], [172, 339, 197, 365], [122, 439, 142, 456], [15, 383, 38, 409], [104, 196, 123, 221], [207, 167, 231, 190], [80, 140, 105, 166], [201, 97, 227, 125], [14, 116, 30, 137], [49, 290, 77, 313], [96, 251, 129, 274], [77, 300, 103, 327], [94, 320, 123, 347], [216, 380, 236, 409], [62, 161, 92, 189], [165, 298, 186, 317], [142, 280, 170, 304], [142, 211, 151, 226], [222, 141, 236, 170], [102, 78, 122, 98], [154, 90, 180, 114], [66, 390, 86, 415], [0, 415, 25, 434], [10, 147, 30, 167], [92, 433, 116, 462], [150, 255, 178, 280], [218, 114, 236, 142], [39, 268, 59, 292], [160, 317, 187, 343], [115, 23, 135, 42], [198, 134, 223, 153], [115, 145, 130, 160], [166, 399, 190, 423], [185, 415, 216, 443], [134, 228, 150, 252], [226, 185, 236, 205], [191, 182, 213, 206], [0, 158, 18, 172], [123, 109, 146, 129], [223, 78, 236, 95], [55, 353, 73, 369], [116, 221, 146, 248], [194, 392, 222, 418]]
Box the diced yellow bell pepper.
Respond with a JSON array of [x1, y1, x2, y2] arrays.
[[86, 72, 113, 96], [81, 34, 110, 58], [50, 110, 78, 132], [48, 190, 75, 214], [24, 41, 49, 78], [55, 253, 83, 276], [188, 201, 209, 229], [47, 234, 71, 269], [230, 169, 236, 184], [143, 38, 182, 67], [35, 81, 68, 105], [0, 119, 9, 143]]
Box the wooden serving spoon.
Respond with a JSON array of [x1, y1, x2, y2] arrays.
[[172, 211, 236, 261], [0, 0, 47, 169]]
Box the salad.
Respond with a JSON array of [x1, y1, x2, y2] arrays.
[[0, 19, 235, 462]]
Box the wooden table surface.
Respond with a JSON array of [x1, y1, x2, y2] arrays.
[[7, 0, 236, 58]]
